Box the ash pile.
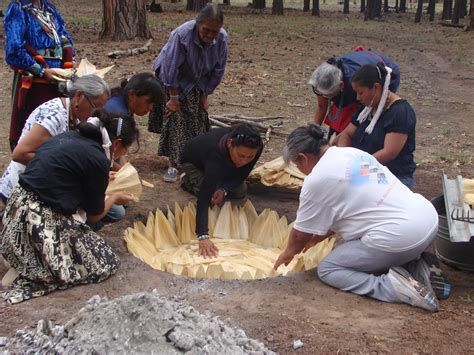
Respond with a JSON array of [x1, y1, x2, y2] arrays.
[[1, 291, 273, 354]]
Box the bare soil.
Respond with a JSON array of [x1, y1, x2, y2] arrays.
[[1, 2, 473, 353]]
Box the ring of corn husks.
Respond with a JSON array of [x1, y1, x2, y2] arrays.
[[124, 200, 335, 280]]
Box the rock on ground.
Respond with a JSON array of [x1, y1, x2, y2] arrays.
[[4, 291, 273, 354]]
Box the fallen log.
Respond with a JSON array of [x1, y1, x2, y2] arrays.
[[107, 39, 153, 59]]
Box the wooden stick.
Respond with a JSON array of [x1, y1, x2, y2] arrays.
[[208, 117, 230, 128], [213, 114, 289, 122], [211, 115, 283, 129], [222, 102, 251, 108], [107, 39, 153, 59]]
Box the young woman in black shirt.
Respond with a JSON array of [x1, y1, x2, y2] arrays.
[[0, 110, 139, 304], [180, 124, 263, 258]]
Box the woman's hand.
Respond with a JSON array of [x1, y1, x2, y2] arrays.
[[200, 95, 209, 112], [199, 239, 219, 258], [211, 188, 226, 205], [165, 99, 180, 117], [109, 171, 117, 181], [111, 192, 134, 205], [42, 68, 58, 82], [273, 249, 296, 270]]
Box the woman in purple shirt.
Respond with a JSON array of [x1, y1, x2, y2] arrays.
[[148, 4, 228, 182]]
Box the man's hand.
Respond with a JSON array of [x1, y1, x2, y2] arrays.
[[43, 68, 58, 82], [211, 188, 226, 205], [199, 239, 219, 258]]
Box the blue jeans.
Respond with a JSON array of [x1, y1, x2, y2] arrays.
[[397, 175, 414, 190], [87, 204, 126, 231]]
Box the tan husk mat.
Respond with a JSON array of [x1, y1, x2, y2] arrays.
[[124, 200, 335, 280], [249, 156, 305, 190]]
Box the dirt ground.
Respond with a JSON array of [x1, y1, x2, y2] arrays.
[[1, 1, 474, 353]]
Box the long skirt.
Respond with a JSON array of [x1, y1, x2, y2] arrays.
[[0, 186, 120, 304], [10, 73, 59, 151], [148, 85, 210, 166]]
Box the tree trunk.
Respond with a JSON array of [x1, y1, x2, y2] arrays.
[[470, 0, 474, 29], [428, 0, 436, 20], [312, 0, 320, 15], [344, 0, 350, 12], [375, 0, 382, 16], [415, 0, 424, 22], [360, 0, 366, 12], [399, 0, 406, 12], [383, 0, 389, 12], [101, 0, 151, 40], [272, 0, 284, 14], [452, 0, 461, 23], [304, 0, 310, 11], [253, 0, 266, 8], [192, 0, 210, 11], [459, 0, 467, 16], [442, 0, 453, 19]]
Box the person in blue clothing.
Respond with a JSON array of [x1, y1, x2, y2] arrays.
[[335, 63, 416, 189], [309, 48, 400, 140], [99, 72, 164, 229], [4, 0, 75, 150], [105, 72, 164, 119]]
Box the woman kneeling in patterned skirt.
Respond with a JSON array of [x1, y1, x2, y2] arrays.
[[0, 110, 139, 304]]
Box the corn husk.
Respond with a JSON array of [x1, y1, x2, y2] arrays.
[[249, 156, 305, 190], [106, 162, 142, 201], [124, 200, 335, 280]]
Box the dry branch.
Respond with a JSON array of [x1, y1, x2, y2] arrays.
[[107, 39, 153, 59], [209, 114, 288, 138]]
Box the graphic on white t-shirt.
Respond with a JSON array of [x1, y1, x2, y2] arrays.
[[345, 154, 387, 186]]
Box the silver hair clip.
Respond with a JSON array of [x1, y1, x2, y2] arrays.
[[376, 66, 382, 80], [116, 118, 123, 137]]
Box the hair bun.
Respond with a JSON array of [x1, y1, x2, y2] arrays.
[[308, 124, 325, 140]]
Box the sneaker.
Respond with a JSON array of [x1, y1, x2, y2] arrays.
[[419, 252, 452, 300], [163, 167, 178, 183], [388, 266, 439, 312]]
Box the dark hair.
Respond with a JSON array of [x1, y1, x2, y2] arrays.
[[77, 109, 140, 150], [111, 72, 164, 106], [229, 124, 263, 149], [351, 62, 387, 89], [283, 124, 328, 163], [196, 3, 224, 25]]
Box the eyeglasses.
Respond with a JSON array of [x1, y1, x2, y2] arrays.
[[311, 86, 333, 99], [83, 95, 99, 110]]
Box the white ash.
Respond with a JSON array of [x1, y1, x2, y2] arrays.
[[3, 291, 274, 354]]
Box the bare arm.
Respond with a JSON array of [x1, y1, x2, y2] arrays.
[[273, 227, 330, 270], [333, 122, 357, 147], [314, 96, 329, 125], [372, 132, 408, 165], [12, 124, 52, 165], [87, 192, 133, 223]]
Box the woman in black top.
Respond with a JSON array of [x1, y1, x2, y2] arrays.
[[335, 63, 416, 189], [180, 124, 263, 258], [0, 110, 139, 304]]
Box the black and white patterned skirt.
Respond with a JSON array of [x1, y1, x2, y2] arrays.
[[0, 186, 120, 304], [148, 85, 210, 166]]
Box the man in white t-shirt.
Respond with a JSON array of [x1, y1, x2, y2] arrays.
[[274, 124, 450, 312]]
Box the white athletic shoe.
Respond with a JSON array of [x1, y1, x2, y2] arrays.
[[388, 266, 439, 312]]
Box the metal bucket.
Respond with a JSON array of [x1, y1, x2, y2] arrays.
[[431, 195, 474, 271]]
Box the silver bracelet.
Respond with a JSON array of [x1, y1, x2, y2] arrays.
[[169, 94, 179, 101], [197, 234, 209, 241]]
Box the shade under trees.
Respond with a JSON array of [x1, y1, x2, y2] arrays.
[[101, 0, 151, 40]]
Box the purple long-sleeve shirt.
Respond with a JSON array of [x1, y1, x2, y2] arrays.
[[152, 20, 228, 98]]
